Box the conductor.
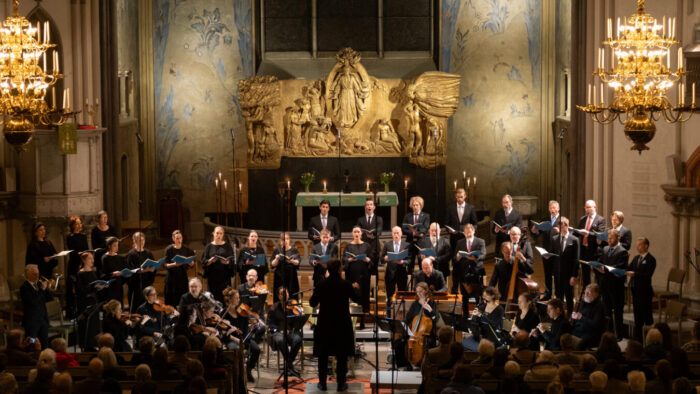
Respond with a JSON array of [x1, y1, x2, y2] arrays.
[[309, 259, 361, 391]]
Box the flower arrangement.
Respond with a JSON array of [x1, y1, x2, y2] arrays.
[[380, 172, 394, 192], [300, 171, 315, 192]]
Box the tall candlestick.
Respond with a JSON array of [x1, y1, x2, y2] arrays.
[[588, 83, 591, 105], [215, 179, 220, 223], [600, 83, 604, 105], [662, 16, 666, 37], [404, 179, 408, 189], [692, 83, 695, 107], [593, 85, 597, 106], [453, 180, 457, 191], [607, 18, 612, 39], [46, 21, 50, 42], [62, 88, 66, 109], [678, 47, 683, 70], [223, 180, 228, 226], [51, 87, 55, 109], [617, 17, 621, 38]]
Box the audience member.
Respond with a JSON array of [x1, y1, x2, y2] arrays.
[[546, 381, 564, 394], [482, 349, 509, 379], [0, 372, 18, 394], [668, 348, 691, 379], [187, 376, 208, 394], [555, 334, 580, 366], [601, 359, 629, 393], [671, 377, 695, 394], [437, 342, 466, 381], [558, 365, 574, 394], [27, 348, 57, 382], [131, 364, 158, 394], [643, 329, 667, 363], [622, 340, 654, 381], [131, 337, 155, 366], [52, 372, 73, 394], [49, 338, 78, 370], [501, 360, 530, 394], [4, 329, 38, 366], [100, 378, 122, 394], [681, 321, 700, 352], [74, 358, 104, 394], [627, 370, 646, 394], [150, 346, 181, 380], [654, 322, 673, 352], [595, 332, 623, 363], [471, 339, 494, 365], [439, 363, 484, 394], [575, 354, 597, 381], [509, 331, 536, 365], [422, 326, 454, 394], [589, 371, 608, 394], [170, 335, 194, 376], [524, 350, 558, 382], [201, 341, 227, 380], [174, 359, 205, 394], [97, 347, 127, 381], [23, 362, 54, 394], [645, 359, 672, 393], [95, 333, 126, 365]]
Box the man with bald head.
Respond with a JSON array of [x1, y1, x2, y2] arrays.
[[413, 258, 447, 292], [20, 264, 53, 349], [577, 200, 606, 286], [417, 223, 451, 280], [489, 230, 534, 301], [381, 226, 410, 309]]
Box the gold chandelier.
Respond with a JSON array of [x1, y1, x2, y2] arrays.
[[0, 0, 71, 150], [577, 0, 696, 153]]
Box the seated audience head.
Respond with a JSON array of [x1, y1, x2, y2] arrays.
[[201, 342, 218, 366], [50, 337, 68, 353], [560, 333, 575, 352], [174, 335, 191, 354], [536, 350, 554, 363], [654, 359, 673, 388], [451, 363, 473, 384], [602, 359, 621, 380], [672, 377, 694, 394], [137, 336, 155, 355], [97, 347, 119, 369], [185, 359, 205, 379], [437, 326, 454, 345], [646, 328, 663, 346], [188, 376, 207, 394], [135, 364, 152, 382], [654, 322, 673, 350], [37, 348, 57, 370], [152, 346, 169, 367], [52, 372, 72, 394], [598, 332, 621, 354], [514, 331, 530, 350], [7, 329, 23, 347], [87, 357, 104, 379], [36, 361, 55, 382], [580, 353, 597, 374], [627, 371, 646, 392], [504, 360, 520, 378], [558, 365, 574, 386], [589, 371, 608, 391], [477, 339, 495, 358], [625, 340, 643, 361], [0, 371, 17, 394], [97, 333, 115, 349], [546, 381, 564, 394], [449, 342, 464, 363], [547, 298, 565, 320], [204, 335, 222, 349]]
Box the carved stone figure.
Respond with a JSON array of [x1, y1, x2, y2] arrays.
[[304, 80, 326, 120], [238, 76, 281, 166], [307, 117, 335, 156], [375, 119, 401, 153], [326, 48, 371, 129], [255, 121, 279, 161], [405, 102, 423, 156], [285, 99, 309, 153], [424, 117, 443, 155]]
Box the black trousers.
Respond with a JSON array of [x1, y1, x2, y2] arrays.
[[451, 259, 464, 295], [542, 258, 553, 296], [555, 273, 574, 313], [272, 331, 303, 364], [632, 287, 654, 342], [602, 279, 625, 337], [318, 352, 348, 386], [385, 268, 408, 307]]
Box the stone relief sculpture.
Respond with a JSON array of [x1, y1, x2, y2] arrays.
[[238, 76, 281, 167], [326, 48, 371, 129], [236, 49, 460, 169]]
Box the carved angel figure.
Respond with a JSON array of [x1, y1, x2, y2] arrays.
[[328, 66, 370, 128], [376, 119, 401, 153]]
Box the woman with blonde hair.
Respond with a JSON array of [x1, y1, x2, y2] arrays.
[[98, 347, 127, 380]]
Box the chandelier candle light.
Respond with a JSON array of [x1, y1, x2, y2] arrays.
[[0, 0, 72, 149], [577, 0, 697, 153]]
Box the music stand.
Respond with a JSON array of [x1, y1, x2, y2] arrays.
[[377, 317, 408, 393], [275, 313, 310, 383]]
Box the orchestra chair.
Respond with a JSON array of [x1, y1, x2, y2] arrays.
[[660, 300, 687, 348], [265, 330, 282, 372], [655, 268, 686, 321], [6, 275, 25, 328], [45, 299, 74, 341]]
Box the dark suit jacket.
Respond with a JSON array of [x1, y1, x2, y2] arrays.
[[453, 237, 486, 283], [307, 214, 340, 244], [571, 297, 605, 341], [381, 240, 410, 277], [550, 233, 580, 280], [489, 253, 534, 301], [629, 253, 656, 293], [401, 211, 430, 245], [445, 202, 478, 235], [600, 225, 632, 251], [413, 270, 447, 292], [492, 208, 522, 245], [356, 214, 383, 242], [309, 273, 360, 356], [309, 242, 338, 285], [541, 315, 571, 351], [532, 215, 560, 251], [417, 237, 451, 271], [20, 281, 53, 332], [597, 243, 629, 285], [577, 214, 606, 258]]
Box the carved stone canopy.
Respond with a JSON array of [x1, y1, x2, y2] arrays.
[[237, 48, 461, 169], [661, 184, 700, 216]]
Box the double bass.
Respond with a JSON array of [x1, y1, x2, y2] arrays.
[[505, 230, 539, 312], [405, 294, 433, 364]]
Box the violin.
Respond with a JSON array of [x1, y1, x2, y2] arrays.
[[252, 281, 268, 295], [119, 313, 142, 323], [236, 303, 266, 331], [153, 300, 177, 315], [205, 314, 240, 336], [286, 299, 304, 316]]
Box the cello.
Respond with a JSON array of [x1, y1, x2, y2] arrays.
[[505, 230, 539, 314], [406, 286, 434, 364]]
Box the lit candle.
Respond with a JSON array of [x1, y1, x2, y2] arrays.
[[692, 83, 695, 106], [404, 179, 408, 189], [238, 182, 242, 192], [600, 83, 604, 105], [85, 98, 89, 106], [223, 180, 227, 190], [53, 51, 58, 73], [453, 180, 457, 190], [66, 88, 70, 110], [215, 179, 219, 188], [218, 172, 222, 180], [467, 178, 470, 188], [45, 21, 50, 42], [672, 17, 675, 39], [607, 18, 612, 39], [588, 83, 591, 104], [462, 171, 466, 180], [366, 180, 370, 190], [95, 98, 99, 105], [287, 179, 290, 190], [62, 88, 66, 109], [323, 181, 327, 190], [593, 85, 597, 106], [662, 16, 666, 37], [678, 47, 683, 70], [473, 177, 477, 185], [601, 48, 604, 70]]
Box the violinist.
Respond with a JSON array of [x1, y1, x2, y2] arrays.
[[511, 293, 540, 351], [25, 222, 58, 280], [267, 287, 303, 376], [136, 286, 178, 342], [238, 269, 267, 316], [90, 210, 117, 269], [489, 232, 534, 302], [164, 230, 195, 306], [271, 233, 300, 303], [393, 282, 439, 370], [66, 216, 88, 319], [126, 232, 156, 313], [76, 252, 101, 351], [201, 226, 235, 302], [102, 299, 135, 352], [342, 226, 372, 329], [101, 236, 126, 305], [462, 286, 504, 351], [179, 278, 206, 311], [172, 304, 213, 350], [309, 229, 337, 287], [222, 287, 260, 383], [237, 230, 269, 284]]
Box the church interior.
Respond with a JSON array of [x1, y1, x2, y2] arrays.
[[0, 0, 699, 392]]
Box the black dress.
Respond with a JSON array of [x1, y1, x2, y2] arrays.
[[164, 245, 195, 306], [136, 302, 171, 340], [102, 313, 133, 352], [342, 242, 372, 312], [271, 247, 301, 303], [514, 309, 540, 350], [90, 226, 116, 270], [237, 246, 268, 284], [66, 233, 89, 318], [201, 243, 235, 302], [76, 270, 100, 351], [25, 240, 58, 279], [126, 249, 155, 312], [101, 254, 126, 304]]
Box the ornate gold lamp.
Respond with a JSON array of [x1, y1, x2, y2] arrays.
[[577, 0, 697, 153], [0, 0, 71, 150]]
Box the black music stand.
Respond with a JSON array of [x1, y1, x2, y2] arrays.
[[275, 313, 310, 384], [377, 317, 408, 393]]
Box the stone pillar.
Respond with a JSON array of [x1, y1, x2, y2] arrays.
[[661, 185, 700, 299]]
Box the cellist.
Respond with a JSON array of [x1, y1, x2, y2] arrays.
[[392, 282, 438, 371], [488, 228, 534, 301]]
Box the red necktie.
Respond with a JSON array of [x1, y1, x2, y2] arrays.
[[414, 214, 418, 224], [583, 216, 592, 246]]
